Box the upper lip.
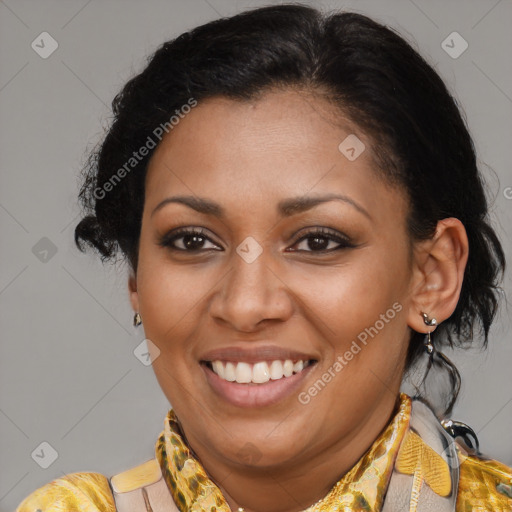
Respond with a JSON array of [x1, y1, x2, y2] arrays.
[[200, 345, 317, 364]]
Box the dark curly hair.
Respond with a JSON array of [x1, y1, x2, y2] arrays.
[[74, 4, 505, 417]]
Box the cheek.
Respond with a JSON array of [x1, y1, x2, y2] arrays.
[[304, 249, 410, 382], [304, 252, 406, 330], [135, 242, 203, 350]]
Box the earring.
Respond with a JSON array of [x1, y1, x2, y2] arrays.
[[421, 312, 437, 354], [133, 312, 142, 327], [417, 311, 461, 418]]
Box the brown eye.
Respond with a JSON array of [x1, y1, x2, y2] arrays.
[[288, 228, 354, 253], [158, 228, 222, 252]]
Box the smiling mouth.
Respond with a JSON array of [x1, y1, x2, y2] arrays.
[[201, 359, 317, 384]]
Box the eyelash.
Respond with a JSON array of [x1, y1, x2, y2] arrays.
[[157, 227, 355, 254]]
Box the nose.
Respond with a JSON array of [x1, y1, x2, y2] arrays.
[[209, 245, 294, 333]]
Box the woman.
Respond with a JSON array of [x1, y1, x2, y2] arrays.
[[16, 4, 511, 511]]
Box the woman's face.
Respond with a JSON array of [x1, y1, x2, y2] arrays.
[[132, 89, 417, 470]]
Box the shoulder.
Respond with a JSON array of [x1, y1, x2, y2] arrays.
[[16, 471, 116, 512], [457, 447, 512, 511], [110, 458, 179, 511], [16, 459, 179, 512]]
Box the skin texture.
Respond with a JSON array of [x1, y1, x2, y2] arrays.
[[129, 89, 468, 512]]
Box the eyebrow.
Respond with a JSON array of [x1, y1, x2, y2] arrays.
[[151, 193, 371, 220]]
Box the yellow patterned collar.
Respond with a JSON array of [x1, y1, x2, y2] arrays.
[[155, 393, 412, 512]]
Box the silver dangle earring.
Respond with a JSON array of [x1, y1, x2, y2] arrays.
[[419, 312, 463, 421], [421, 312, 437, 354], [133, 312, 142, 327]]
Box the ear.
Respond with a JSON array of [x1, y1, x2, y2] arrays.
[[407, 218, 469, 334], [128, 272, 139, 313]]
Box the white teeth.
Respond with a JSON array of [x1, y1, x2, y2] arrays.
[[283, 360, 294, 377], [212, 361, 225, 379], [224, 362, 236, 382], [252, 362, 271, 383], [235, 362, 252, 383], [209, 359, 310, 384], [269, 360, 284, 380]]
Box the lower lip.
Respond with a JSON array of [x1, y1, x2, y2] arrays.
[[201, 362, 316, 408]]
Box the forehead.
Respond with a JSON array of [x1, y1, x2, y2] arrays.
[[144, 89, 406, 223], [147, 89, 351, 179]]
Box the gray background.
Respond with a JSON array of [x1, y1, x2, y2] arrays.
[[1, 0, 511, 510]]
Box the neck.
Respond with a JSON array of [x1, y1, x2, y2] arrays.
[[190, 393, 402, 512]]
